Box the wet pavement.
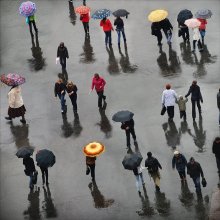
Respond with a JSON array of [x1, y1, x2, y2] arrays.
[[0, 0, 220, 219]]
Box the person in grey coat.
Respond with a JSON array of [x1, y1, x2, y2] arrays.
[[217, 88, 220, 126]]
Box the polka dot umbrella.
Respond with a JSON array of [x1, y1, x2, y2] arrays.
[[92, 9, 111, 19], [19, 1, 36, 17]]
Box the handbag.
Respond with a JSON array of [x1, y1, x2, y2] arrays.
[[201, 177, 207, 187], [161, 105, 166, 115], [86, 166, 90, 175]]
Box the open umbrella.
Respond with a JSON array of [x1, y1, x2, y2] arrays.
[[36, 149, 55, 168], [184, 18, 201, 28], [19, 1, 36, 17], [112, 110, 134, 122], [195, 9, 212, 19], [122, 152, 143, 170], [112, 9, 130, 18], [16, 147, 34, 158], [83, 142, 105, 157], [177, 9, 193, 23], [75, 5, 90, 15], [92, 9, 111, 19], [148, 9, 168, 22], [0, 73, 25, 86]]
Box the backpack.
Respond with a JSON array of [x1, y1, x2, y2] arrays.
[[147, 158, 158, 174]]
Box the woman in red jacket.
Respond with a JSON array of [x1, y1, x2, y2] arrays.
[[100, 17, 114, 47], [80, 13, 90, 35], [197, 18, 207, 44], [91, 73, 106, 109]]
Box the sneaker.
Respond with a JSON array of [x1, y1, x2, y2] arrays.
[[5, 117, 12, 120], [20, 119, 26, 124]]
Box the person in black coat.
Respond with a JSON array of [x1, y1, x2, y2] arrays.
[[178, 22, 189, 42], [151, 22, 162, 46], [160, 18, 173, 45], [185, 80, 203, 121], [114, 17, 126, 48], [212, 137, 220, 176], [23, 156, 36, 189], [66, 81, 78, 114], [57, 42, 69, 70], [121, 118, 137, 148]]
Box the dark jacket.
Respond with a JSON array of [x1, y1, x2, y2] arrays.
[[86, 156, 96, 165], [160, 18, 173, 31], [121, 119, 134, 130], [151, 22, 161, 36], [145, 157, 162, 173], [217, 92, 220, 109], [66, 85, 78, 97], [185, 85, 203, 101], [187, 161, 204, 178], [57, 46, 69, 58], [23, 157, 36, 175], [114, 17, 124, 30], [54, 82, 66, 97], [172, 154, 187, 171], [212, 140, 220, 159]]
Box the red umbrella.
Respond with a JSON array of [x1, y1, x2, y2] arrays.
[[75, 6, 90, 15]]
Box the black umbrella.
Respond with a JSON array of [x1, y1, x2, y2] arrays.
[[122, 152, 143, 170], [16, 147, 34, 158], [112, 9, 130, 18], [195, 9, 212, 19], [177, 9, 193, 23], [112, 110, 134, 122], [36, 149, 55, 168]]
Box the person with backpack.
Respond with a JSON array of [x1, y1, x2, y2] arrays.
[[172, 150, 187, 181], [23, 156, 36, 190], [145, 152, 162, 191]]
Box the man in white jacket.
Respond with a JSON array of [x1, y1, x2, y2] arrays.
[[162, 84, 178, 121]]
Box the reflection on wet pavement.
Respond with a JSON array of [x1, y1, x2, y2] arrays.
[[68, 0, 77, 26], [106, 47, 120, 75]]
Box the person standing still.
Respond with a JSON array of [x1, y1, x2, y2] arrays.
[[57, 42, 69, 70], [100, 17, 114, 47], [80, 13, 90, 35], [217, 88, 220, 126], [26, 15, 38, 36], [66, 81, 78, 114], [185, 80, 203, 121], [212, 137, 220, 177], [91, 73, 106, 109], [23, 156, 36, 190], [114, 16, 126, 48], [86, 156, 96, 181]]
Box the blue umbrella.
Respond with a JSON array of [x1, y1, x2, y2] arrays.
[[36, 149, 55, 168], [92, 9, 111, 19], [195, 9, 213, 19]]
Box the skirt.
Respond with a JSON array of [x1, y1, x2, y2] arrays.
[[8, 105, 26, 118]]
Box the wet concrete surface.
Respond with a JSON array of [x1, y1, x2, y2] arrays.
[[0, 0, 220, 219]]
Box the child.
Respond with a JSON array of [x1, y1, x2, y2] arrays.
[[176, 95, 188, 120]]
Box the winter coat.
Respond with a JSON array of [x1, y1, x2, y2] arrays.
[[86, 156, 96, 165], [23, 157, 36, 175], [100, 19, 113, 32], [172, 154, 187, 172], [187, 161, 204, 178], [145, 157, 162, 173], [212, 140, 220, 159], [91, 77, 106, 92], [185, 84, 203, 101], [176, 97, 188, 111], [80, 13, 90, 23], [198, 18, 207, 30], [121, 119, 134, 130], [192, 27, 201, 41], [114, 17, 124, 30], [54, 82, 66, 97], [217, 92, 220, 109], [162, 89, 178, 107], [57, 46, 69, 58], [8, 86, 24, 108], [151, 22, 161, 36], [66, 85, 77, 97], [160, 18, 173, 31]]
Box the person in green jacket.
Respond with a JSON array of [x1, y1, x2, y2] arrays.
[[26, 15, 38, 36]]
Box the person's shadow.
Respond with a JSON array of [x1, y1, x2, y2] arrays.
[[61, 114, 74, 138], [28, 33, 46, 71], [106, 47, 120, 75], [42, 185, 58, 218], [194, 192, 209, 220], [179, 42, 194, 65], [23, 187, 41, 220], [88, 180, 114, 209], [68, 0, 77, 26], [80, 35, 96, 63], [96, 103, 112, 138], [157, 49, 170, 76], [154, 191, 171, 217], [168, 46, 181, 74], [118, 45, 138, 74], [73, 113, 83, 137]]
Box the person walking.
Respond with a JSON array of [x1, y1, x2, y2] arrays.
[[185, 80, 203, 121], [217, 88, 220, 126], [151, 22, 162, 46], [39, 166, 49, 185], [54, 77, 67, 114], [114, 16, 126, 48], [100, 17, 114, 47], [212, 137, 220, 176], [86, 156, 96, 181], [178, 22, 189, 42], [197, 18, 207, 44], [145, 152, 162, 192], [160, 18, 173, 45], [80, 13, 90, 35], [66, 81, 78, 114], [176, 95, 188, 121], [162, 84, 178, 121], [121, 118, 137, 148], [23, 156, 36, 189], [91, 73, 106, 109], [26, 15, 38, 36], [172, 150, 187, 181], [5, 85, 26, 124], [133, 166, 145, 194], [191, 27, 203, 52], [57, 42, 69, 70], [187, 157, 204, 193]]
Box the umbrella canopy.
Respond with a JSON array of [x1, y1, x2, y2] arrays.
[[0, 73, 26, 86], [184, 18, 201, 28], [83, 142, 105, 157], [19, 1, 36, 17], [16, 147, 34, 158], [75, 5, 90, 15], [177, 9, 193, 23], [112, 9, 130, 18], [92, 9, 111, 19], [36, 149, 56, 168], [112, 111, 134, 122], [195, 9, 213, 19], [122, 152, 143, 170], [148, 9, 168, 22]]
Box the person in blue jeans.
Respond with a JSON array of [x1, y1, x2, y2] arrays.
[[54, 77, 66, 114], [114, 17, 126, 48], [187, 157, 204, 193], [23, 156, 36, 190]]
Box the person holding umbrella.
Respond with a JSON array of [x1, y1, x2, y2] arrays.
[[160, 18, 173, 45], [151, 22, 163, 46], [57, 42, 69, 70], [100, 17, 114, 47], [23, 156, 36, 190], [80, 12, 90, 35], [26, 15, 38, 36]]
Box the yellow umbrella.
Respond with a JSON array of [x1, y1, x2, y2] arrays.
[[148, 9, 168, 22], [83, 142, 105, 157]]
